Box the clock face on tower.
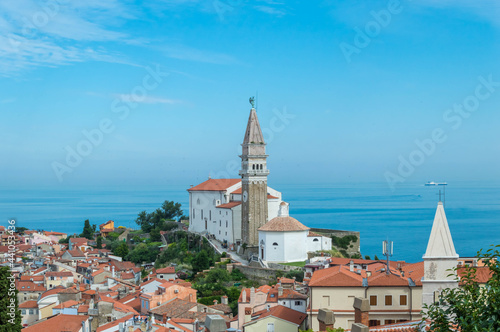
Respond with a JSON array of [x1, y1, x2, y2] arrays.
[[243, 190, 248, 202]]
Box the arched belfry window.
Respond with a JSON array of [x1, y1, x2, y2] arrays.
[[313, 238, 319, 242], [273, 242, 278, 246], [197, 198, 201, 205], [260, 164, 263, 170]]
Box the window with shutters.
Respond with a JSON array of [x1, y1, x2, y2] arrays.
[[400, 295, 407, 306], [369, 295, 377, 306], [385, 295, 392, 306]]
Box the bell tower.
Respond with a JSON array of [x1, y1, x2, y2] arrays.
[[240, 99, 269, 246]]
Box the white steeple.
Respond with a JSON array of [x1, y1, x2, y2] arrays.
[[423, 202, 458, 258], [422, 201, 459, 307]]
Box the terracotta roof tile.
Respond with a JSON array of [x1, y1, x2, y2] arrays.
[[216, 201, 242, 209], [156, 266, 175, 274], [245, 305, 307, 326], [23, 314, 89, 332], [19, 300, 38, 308], [258, 216, 309, 232], [188, 179, 240, 192]]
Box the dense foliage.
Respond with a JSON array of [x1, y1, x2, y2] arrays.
[[114, 242, 129, 259], [331, 234, 358, 250], [422, 245, 500, 331], [0, 266, 22, 331], [80, 219, 95, 239], [193, 268, 259, 315], [135, 200, 184, 232]]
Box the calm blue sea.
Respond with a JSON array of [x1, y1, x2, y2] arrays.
[[2, 182, 499, 263]]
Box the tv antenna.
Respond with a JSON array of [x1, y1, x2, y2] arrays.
[[382, 239, 393, 275]]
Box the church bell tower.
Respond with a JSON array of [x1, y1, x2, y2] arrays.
[[240, 98, 269, 246]]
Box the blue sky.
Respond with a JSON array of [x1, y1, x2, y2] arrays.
[[1, 0, 500, 189]]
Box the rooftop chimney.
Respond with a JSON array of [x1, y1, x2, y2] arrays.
[[221, 295, 228, 305], [353, 297, 370, 327], [278, 286, 283, 297], [318, 308, 335, 331], [349, 260, 354, 272], [242, 289, 247, 303], [250, 287, 255, 304]]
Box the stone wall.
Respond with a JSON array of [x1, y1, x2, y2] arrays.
[[232, 265, 281, 285]]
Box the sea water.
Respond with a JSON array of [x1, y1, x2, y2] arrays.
[[2, 181, 499, 263]]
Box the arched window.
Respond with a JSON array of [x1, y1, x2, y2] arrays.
[[260, 164, 263, 170], [313, 238, 319, 242], [252, 164, 255, 170], [197, 198, 201, 205], [273, 242, 278, 246]]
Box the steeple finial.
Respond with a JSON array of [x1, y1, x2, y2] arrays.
[[249, 96, 255, 109]]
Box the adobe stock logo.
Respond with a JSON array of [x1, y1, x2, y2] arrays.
[[384, 75, 499, 191]]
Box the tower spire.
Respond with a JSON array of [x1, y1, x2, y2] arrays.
[[240, 100, 269, 247], [422, 201, 459, 307]]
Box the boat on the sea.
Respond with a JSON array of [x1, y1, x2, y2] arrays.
[[425, 181, 447, 186]]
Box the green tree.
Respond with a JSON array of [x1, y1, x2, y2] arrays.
[[96, 236, 102, 249], [422, 245, 500, 331], [114, 242, 129, 259], [150, 228, 161, 242], [0, 266, 22, 330], [364, 255, 371, 260], [135, 201, 184, 233], [206, 269, 230, 284], [161, 201, 183, 220], [192, 250, 210, 274], [80, 219, 94, 239]]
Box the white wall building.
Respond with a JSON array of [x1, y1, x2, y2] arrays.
[[258, 203, 332, 263], [188, 178, 282, 245]]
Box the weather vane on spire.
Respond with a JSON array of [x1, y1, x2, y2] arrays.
[[249, 96, 255, 108]]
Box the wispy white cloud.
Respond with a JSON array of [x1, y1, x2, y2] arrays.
[[254, 5, 286, 17], [0, 0, 137, 76]]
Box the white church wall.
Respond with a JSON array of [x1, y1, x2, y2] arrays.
[[283, 231, 308, 262], [259, 232, 285, 262], [189, 191, 224, 234], [307, 236, 332, 252], [232, 204, 242, 244]]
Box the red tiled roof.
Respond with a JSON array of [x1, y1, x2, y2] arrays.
[[458, 266, 492, 284], [20, 275, 44, 282], [309, 266, 363, 287], [96, 313, 134, 332], [19, 300, 38, 308], [40, 286, 66, 299], [23, 314, 89, 332], [188, 179, 240, 192], [245, 305, 307, 327], [53, 300, 80, 309], [268, 195, 279, 199], [16, 281, 46, 292], [216, 201, 242, 209], [78, 305, 89, 313], [258, 216, 309, 232], [156, 266, 175, 274]]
